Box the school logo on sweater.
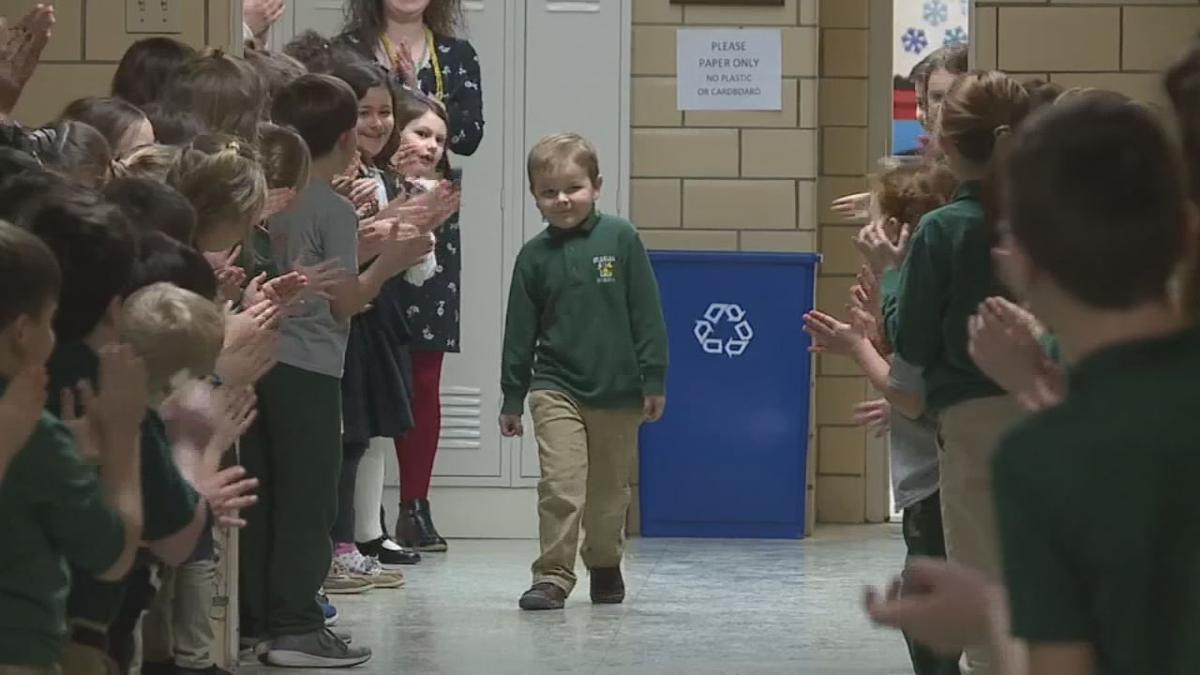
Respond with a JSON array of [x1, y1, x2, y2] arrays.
[[594, 255, 616, 283]]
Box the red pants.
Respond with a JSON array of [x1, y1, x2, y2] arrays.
[[394, 350, 444, 500]]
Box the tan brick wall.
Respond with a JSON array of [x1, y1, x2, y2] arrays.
[[631, 0, 825, 530], [5, 0, 237, 126], [631, 0, 820, 251], [975, 0, 1200, 106]]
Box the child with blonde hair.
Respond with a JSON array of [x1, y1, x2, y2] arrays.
[[501, 133, 668, 611]]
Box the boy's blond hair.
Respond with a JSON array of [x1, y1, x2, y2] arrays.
[[121, 282, 225, 395], [526, 133, 600, 187]]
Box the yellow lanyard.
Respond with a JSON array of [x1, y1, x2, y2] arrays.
[[382, 28, 444, 100]]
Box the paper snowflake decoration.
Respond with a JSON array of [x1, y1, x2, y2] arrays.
[[943, 27, 968, 47], [902, 28, 928, 55], [923, 1, 948, 27]]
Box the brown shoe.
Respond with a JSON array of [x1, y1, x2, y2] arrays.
[[590, 567, 625, 604], [519, 583, 567, 610]]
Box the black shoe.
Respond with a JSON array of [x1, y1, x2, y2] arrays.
[[519, 582, 567, 611], [590, 567, 626, 604], [175, 667, 233, 675], [398, 499, 448, 552], [141, 663, 173, 675], [357, 536, 421, 566]]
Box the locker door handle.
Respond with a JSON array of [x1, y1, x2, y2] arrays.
[[545, 1, 600, 12]]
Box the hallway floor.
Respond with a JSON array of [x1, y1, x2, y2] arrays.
[[242, 525, 914, 674]]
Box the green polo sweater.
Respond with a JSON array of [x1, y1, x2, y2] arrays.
[[500, 210, 668, 415], [882, 181, 1006, 412]]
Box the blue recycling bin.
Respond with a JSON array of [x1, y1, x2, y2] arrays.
[[639, 251, 821, 539]]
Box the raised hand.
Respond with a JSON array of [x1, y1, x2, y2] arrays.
[[854, 219, 911, 277], [852, 398, 890, 437], [389, 144, 423, 177], [392, 39, 419, 89], [291, 257, 343, 302], [260, 187, 297, 221], [214, 323, 278, 389], [0, 3, 54, 115], [377, 181, 461, 234], [967, 297, 1062, 411], [831, 191, 870, 222], [91, 345, 149, 448], [243, 0, 285, 43], [803, 309, 867, 357]]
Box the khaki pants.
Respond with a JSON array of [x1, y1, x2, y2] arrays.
[[60, 624, 118, 675], [142, 561, 217, 669], [529, 390, 643, 594], [937, 395, 1025, 675]]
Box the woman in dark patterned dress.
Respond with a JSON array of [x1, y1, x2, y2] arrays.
[[338, 0, 483, 552]]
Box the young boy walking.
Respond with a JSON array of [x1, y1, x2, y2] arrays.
[[500, 133, 669, 611]]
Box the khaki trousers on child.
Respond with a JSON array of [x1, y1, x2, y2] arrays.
[[529, 390, 643, 594], [142, 561, 218, 669], [60, 620, 119, 675], [937, 395, 1025, 675]]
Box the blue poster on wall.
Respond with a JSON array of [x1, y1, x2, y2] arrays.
[[639, 251, 821, 539]]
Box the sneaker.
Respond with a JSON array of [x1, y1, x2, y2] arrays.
[[318, 591, 339, 626], [265, 628, 372, 668], [324, 559, 374, 595], [590, 567, 626, 604], [519, 582, 567, 611], [357, 536, 421, 567], [334, 549, 405, 589]]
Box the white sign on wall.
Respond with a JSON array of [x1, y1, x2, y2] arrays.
[[676, 28, 782, 111]]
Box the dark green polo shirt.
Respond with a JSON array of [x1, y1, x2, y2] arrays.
[[0, 378, 125, 667], [993, 323, 1200, 674], [882, 181, 1006, 412], [500, 210, 669, 415], [46, 341, 199, 625]]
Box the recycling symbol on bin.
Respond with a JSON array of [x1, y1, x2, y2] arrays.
[[694, 303, 754, 357]]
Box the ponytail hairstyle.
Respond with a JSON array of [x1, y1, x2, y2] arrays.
[[111, 143, 182, 182], [60, 96, 152, 155], [1165, 33, 1200, 315], [42, 120, 113, 189], [162, 49, 266, 143], [1020, 78, 1063, 115], [166, 134, 267, 252], [939, 70, 1030, 241], [257, 122, 311, 191]]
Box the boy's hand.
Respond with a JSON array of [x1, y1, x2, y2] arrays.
[[864, 557, 1004, 657], [642, 395, 666, 423], [498, 414, 524, 438], [215, 326, 278, 389], [853, 398, 890, 437], [803, 309, 868, 357], [0, 366, 47, 464], [292, 257, 343, 302], [854, 220, 911, 277], [91, 345, 149, 443], [831, 192, 870, 221], [59, 383, 102, 462], [199, 464, 259, 528], [260, 187, 297, 221]]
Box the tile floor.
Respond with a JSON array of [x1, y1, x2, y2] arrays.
[[242, 525, 914, 674]]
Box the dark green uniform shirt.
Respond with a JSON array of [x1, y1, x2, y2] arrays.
[[882, 182, 1006, 412], [0, 378, 125, 667], [993, 324, 1200, 674], [46, 341, 199, 625], [500, 210, 669, 415]]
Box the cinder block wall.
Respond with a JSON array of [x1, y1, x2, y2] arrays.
[[975, 1, 1200, 104], [4, 0, 236, 125]]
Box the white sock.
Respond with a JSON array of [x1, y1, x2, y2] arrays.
[[353, 441, 388, 543]]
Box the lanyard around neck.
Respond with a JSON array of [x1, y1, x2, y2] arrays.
[[382, 27, 444, 100]]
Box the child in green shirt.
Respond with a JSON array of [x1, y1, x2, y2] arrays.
[[500, 133, 669, 611], [0, 220, 146, 673], [868, 92, 1200, 675]]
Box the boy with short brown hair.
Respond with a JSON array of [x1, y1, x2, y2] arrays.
[[501, 133, 669, 611]]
